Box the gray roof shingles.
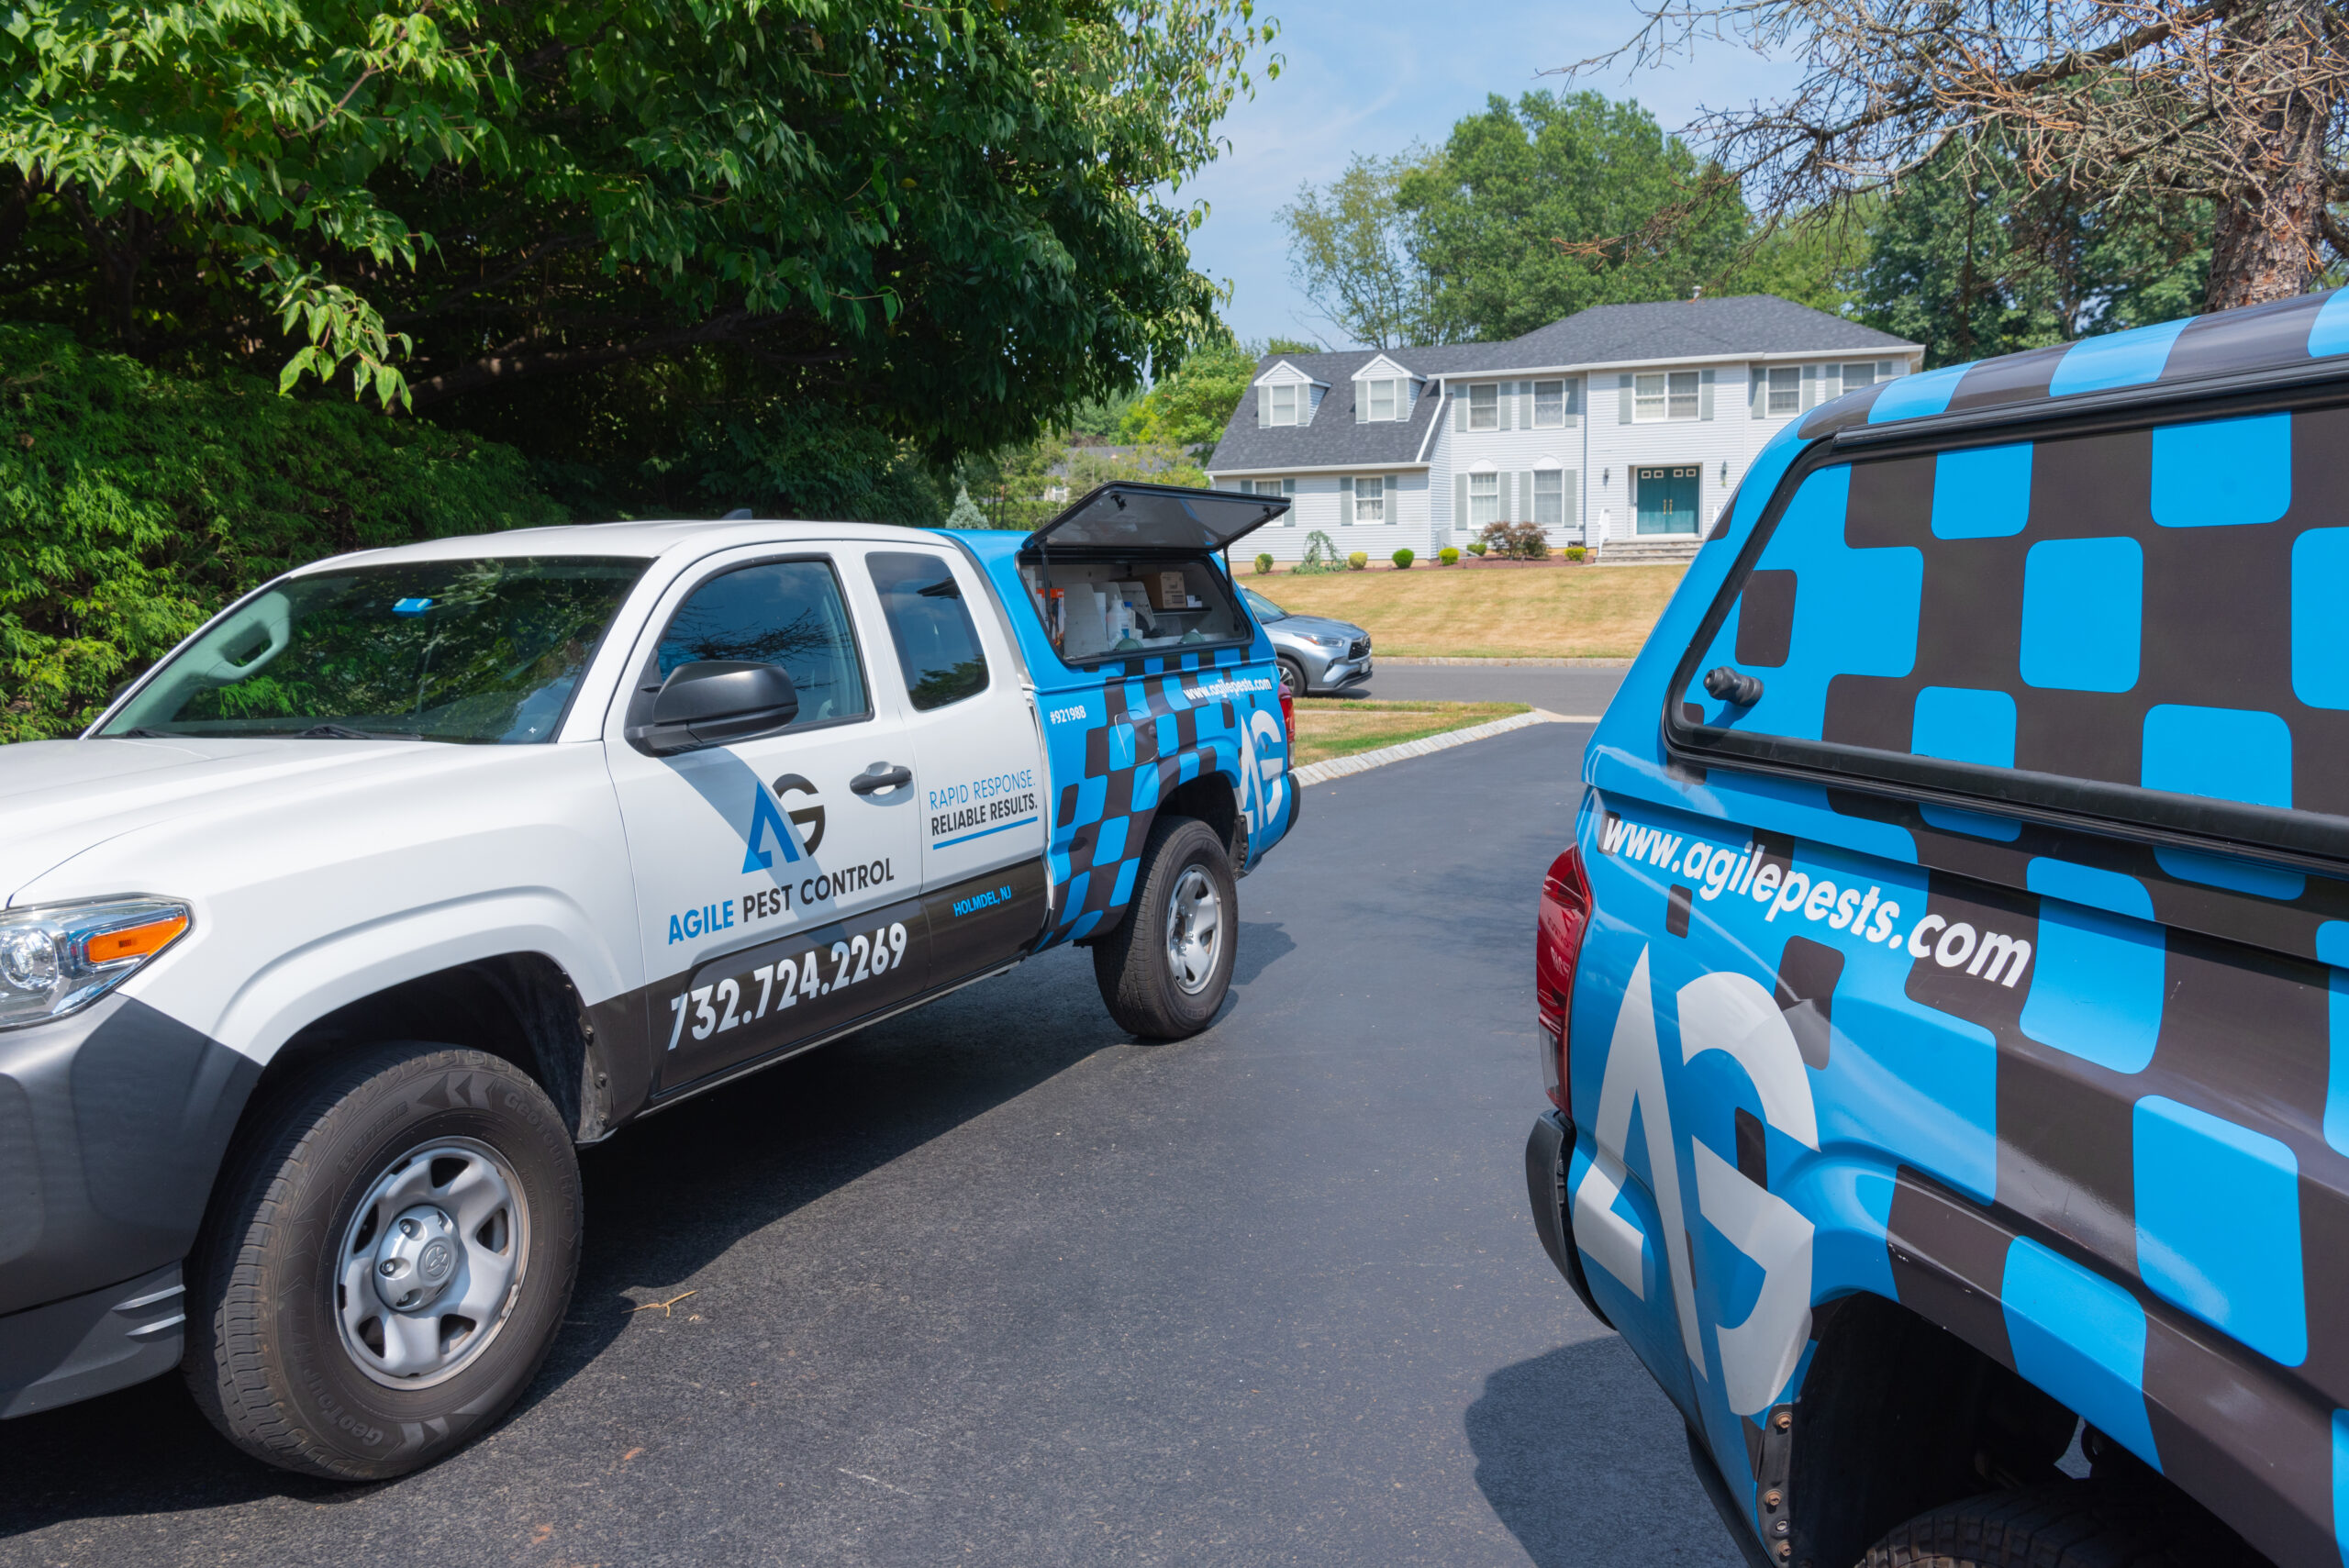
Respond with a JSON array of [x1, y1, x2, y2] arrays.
[[1209, 295, 1915, 473]]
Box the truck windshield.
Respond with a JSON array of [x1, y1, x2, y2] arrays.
[[100, 557, 651, 743]]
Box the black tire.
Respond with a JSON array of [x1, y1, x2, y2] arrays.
[[1858, 1481, 2266, 1568], [185, 1043, 582, 1479], [1276, 656, 1308, 698], [1092, 814, 1238, 1039]]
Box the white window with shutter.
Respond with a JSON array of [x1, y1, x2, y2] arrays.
[[1532, 469, 1563, 527], [1532, 380, 1564, 427], [1766, 366, 1800, 416], [1368, 379, 1397, 420], [1842, 361, 1877, 390], [1468, 472, 1499, 528], [1354, 475, 1386, 524], [1634, 372, 1702, 422], [1468, 384, 1498, 430], [1269, 383, 1298, 426]]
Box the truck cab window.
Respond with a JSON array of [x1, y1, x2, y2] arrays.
[[654, 560, 868, 725], [868, 552, 990, 711]]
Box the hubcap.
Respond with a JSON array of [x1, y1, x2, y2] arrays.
[[336, 1138, 529, 1388], [1164, 864, 1222, 995]]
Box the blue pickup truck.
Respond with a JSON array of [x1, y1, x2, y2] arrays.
[[1526, 292, 2349, 1567]]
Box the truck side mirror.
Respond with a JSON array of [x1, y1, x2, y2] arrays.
[[626, 661, 800, 755]]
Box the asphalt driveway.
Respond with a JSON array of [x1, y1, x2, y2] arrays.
[[0, 719, 1735, 1568], [1353, 663, 1627, 715]]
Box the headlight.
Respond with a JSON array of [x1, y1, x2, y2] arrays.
[[1313, 634, 1349, 650], [0, 898, 191, 1029]]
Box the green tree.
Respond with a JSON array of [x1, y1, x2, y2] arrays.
[[1395, 91, 1750, 341], [1716, 206, 1876, 317], [1280, 151, 1447, 349], [1857, 143, 2210, 368], [0, 0, 1278, 462], [1119, 339, 1259, 456]]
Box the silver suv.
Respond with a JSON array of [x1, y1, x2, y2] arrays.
[[1241, 587, 1371, 696]]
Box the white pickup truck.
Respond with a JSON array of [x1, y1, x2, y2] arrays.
[[0, 483, 1297, 1477]]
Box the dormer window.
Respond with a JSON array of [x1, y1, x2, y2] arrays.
[[1351, 358, 1418, 423], [1255, 362, 1326, 428]]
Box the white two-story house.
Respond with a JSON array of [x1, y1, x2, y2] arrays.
[[1207, 295, 1922, 562]]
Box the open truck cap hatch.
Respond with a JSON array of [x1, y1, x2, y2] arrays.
[[1023, 482, 1290, 557]]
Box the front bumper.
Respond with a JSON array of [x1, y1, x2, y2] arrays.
[[1314, 655, 1372, 693], [1524, 1110, 1611, 1329], [0, 993, 259, 1414]]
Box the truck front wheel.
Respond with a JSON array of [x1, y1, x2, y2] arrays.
[[185, 1043, 582, 1479], [1093, 814, 1238, 1039]]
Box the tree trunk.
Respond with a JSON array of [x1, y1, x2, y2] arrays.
[[2205, 0, 2335, 310]]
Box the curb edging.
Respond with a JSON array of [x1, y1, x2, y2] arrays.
[[1289, 707, 1602, 787]]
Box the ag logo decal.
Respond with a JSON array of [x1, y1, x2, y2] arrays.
[[742, 774, 824, 873], [773, 773, 825, 854]]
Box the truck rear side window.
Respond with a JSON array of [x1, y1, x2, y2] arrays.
[[867, 552, 989, 711], [1019, 558, 1245, 664], [655, 560, 869, 727], [1674, 399, 2349, 859]]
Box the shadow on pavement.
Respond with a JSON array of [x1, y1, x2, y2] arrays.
[[1468, 1338, 1736, 1568], [1227, 917, 1295, 988], [0, 949, 1122, 1538]]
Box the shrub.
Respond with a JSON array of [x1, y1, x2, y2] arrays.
[[1439, 546, 1460, 565], [1479, 519, 1551, 560], [1466, 540, 1487, 557], [1564, 545, 1587, 562], [0, 325, 567, 743], [1392, 548, 1414, 569], [1294, 529, 1343, 574], [1254, 551, 1274, 574], [1346, 551, 1368, 571]]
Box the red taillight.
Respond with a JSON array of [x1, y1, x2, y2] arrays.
[[1279, 686, 1295, 742], [1536, 845, 1593, 1114]]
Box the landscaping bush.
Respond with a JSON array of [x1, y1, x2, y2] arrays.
[[1564, 545, 1587, 562], [1392, 548, 1414, 569], [1467, 540, 1487, 557], [1347, 551, 1368, 571], [1439, 546, 1460, 565], [1479, 520, 1551, 560], [1294, 529, 1343, 574], [1254, 551, 1274, 574], [0, 325, 567, 743]]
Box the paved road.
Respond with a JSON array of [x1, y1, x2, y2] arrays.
[[1352, 663, 1627, 715], [0, 722, 1736, 1568]]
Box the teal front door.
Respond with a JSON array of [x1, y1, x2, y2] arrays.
[[1634, 465, 1701, 534]]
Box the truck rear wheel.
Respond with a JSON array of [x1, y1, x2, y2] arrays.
[[1093, 814, 1237, 1040], [185, 1043, 581, 1479], [1859, 1480, 2264, 1567]]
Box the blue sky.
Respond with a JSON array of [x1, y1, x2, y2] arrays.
[[1178, 0, 1802, 350]]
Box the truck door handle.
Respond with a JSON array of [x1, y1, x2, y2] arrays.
[[852, 762, 913, 795]]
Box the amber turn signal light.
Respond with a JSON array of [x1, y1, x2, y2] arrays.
[[83, 913, 190, 965]]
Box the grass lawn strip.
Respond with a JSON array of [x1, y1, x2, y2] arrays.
[[1250, 563, 1685, 659], [1289, 699, 1531, 766]]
